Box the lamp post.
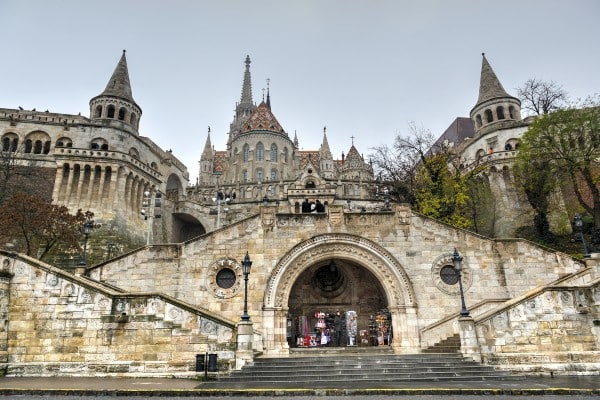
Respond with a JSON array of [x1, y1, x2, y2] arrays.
[[574, 213, 591, 258], [241, 252, 253, 321], [79, 217, 94, 266], [452, 248, 470, 317]]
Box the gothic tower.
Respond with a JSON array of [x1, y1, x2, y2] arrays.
[[89, 50, 142, 132]]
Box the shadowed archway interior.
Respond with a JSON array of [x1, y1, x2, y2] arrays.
[[288, 258, 388, 345]]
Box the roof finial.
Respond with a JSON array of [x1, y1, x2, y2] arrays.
[[123, 49, 126, 54], [324, 126, 326, 134], [208, 126, 211, 133], [266, 78, 271, 109], [351, 135, 355, 146]]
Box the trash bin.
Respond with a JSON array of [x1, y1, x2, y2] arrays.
[[195, 353, 205, 372], [207, 353, 218, 372]]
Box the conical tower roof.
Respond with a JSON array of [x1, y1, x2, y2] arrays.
[[201, 132, 213, 161], [320, 129, 332, 159], [475, 53, 513, 105], [98, 50, 138, 105], [240, 55, 253, 106]]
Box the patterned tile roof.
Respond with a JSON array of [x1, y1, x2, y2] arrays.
[[241, 102, 285, 135]]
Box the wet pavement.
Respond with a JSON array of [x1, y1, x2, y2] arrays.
[[0, 374, 598, 396]]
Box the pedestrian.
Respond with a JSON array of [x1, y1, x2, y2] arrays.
[[334, 311, 343, 346]]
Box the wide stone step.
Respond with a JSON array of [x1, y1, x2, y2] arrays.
[[211, 353, 521, 387]]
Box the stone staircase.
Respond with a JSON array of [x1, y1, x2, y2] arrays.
[[207, 353, 521, 388], [422, 333, 461, 353]]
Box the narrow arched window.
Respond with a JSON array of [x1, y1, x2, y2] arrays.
[[497, 106, 505, 120], [118, 107, 126, 121], [271, 169, 277, 181], [485, 109, 493, 123], [95, 105, 103, 118], [283, 147, 288, 163], [508, 106, 516, 119], [25, 139, 33, 153], [2, 138, 9, 152], [256, 168, 263, 182], [256, 142, 264, 161], [34, 140, 43, 154], [242, 170, 248, 183], [270, 144, 278, 162], [243, 144, 250, 162], [43, 140, 51, 154], [107, 105, 115, 118], [476, 114, 482, 128], [101, 143, 108, 150]]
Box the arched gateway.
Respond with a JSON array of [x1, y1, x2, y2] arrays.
[[261, 233, 420, 355]]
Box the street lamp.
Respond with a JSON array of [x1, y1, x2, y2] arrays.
[[241, 251, 253, 321], [574, 213, 591, 258], [452, 248, 470, 317], [79, 217, 94, 266]]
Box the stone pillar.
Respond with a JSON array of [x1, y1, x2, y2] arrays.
[[0, 261, 14, 374], [458, 316, 481, 363], [236, 320, 254, 370], [52, 164, 65, 203], [391, 305, 420, 353]]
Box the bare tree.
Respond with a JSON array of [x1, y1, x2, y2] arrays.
[[517, 78, 568, 116]]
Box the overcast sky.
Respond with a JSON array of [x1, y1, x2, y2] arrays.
[[1, 0, 599, 183]]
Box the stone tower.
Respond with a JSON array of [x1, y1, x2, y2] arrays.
[[469, 53, 521, 138], [89, 50, 142, 132], [199, 129, 214, 186]]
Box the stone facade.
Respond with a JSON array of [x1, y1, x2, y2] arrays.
[[0, 52, 598, 378]]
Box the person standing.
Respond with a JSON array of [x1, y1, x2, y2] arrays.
[[334, 311, 343, 346]]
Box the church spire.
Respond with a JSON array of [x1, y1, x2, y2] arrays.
[[240, 55, 253, 106], [229, 55, 257, 137]]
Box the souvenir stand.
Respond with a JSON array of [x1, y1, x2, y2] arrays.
[[296, 315, 310, 347], [368, 309, 392, 346], [314, 312, 330, 346]]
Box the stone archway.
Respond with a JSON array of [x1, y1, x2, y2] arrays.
[[262, 234, 419, 355]]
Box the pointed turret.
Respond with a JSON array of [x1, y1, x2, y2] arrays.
[[470, 53, 521, 134], [199, 128, 215, 186], [229, 55, 257, 138], [319, 128, 334, 179], [89, 50, 142, 131]]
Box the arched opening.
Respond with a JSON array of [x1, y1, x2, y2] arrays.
[[270, 143, 278, 162], [484, 109, 493, 123], [107, 105, 115, 118], [95, 105, 103, 118], [171, 213, 206, 242], [118, 107, 126, 121], [289, 259, 391, 348], [475, 114, 482, 128], [262, 234, 418, 355], [496, 106, 505, 120]]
